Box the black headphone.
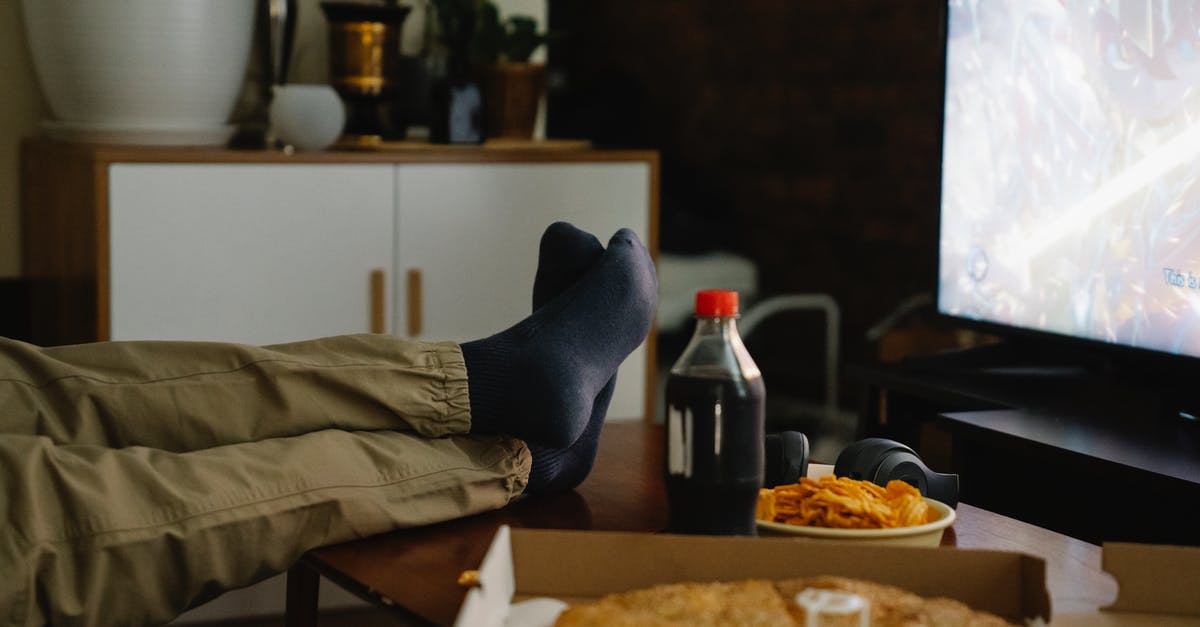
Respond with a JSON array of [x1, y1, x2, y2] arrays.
[[764, 432, 959, 508]]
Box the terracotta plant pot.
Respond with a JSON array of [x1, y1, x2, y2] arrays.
[[482, 62, 546, 139]]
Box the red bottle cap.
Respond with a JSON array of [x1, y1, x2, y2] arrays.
[[695, 290, 739, 316]]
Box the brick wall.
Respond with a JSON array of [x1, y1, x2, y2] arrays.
[[549, 0, 947, 404]]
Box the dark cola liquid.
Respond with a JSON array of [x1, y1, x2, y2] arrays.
[[664, 373, 765, 535]]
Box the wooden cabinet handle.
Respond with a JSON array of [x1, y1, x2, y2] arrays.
[[406, 268, 422, 337], [370, 269, 386, 334]]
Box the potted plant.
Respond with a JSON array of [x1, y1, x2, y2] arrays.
[[424, 0, 551, 142], [475, 2, 551, 139]]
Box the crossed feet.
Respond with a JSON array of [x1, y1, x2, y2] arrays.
[[461, 222, 657, 494]]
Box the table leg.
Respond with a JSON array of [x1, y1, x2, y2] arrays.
[[285, 561, 321, 627]]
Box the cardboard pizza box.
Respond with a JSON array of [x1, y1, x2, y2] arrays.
[[1053, 542, 1200, 627], [454, 526, 1200, 626]]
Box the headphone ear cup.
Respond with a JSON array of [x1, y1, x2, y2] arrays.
[[763, 431, 809, 488], [833, 437, 913, 482], [873, 450, 960, 507], [835, 437, 960, 508], [872, 450, 930, 492]]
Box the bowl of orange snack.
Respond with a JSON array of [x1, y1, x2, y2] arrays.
[[755, 473, 955, 546]]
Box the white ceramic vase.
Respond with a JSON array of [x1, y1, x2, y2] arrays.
[[21, 0, 257, 145], [269, 85, 346, 151]]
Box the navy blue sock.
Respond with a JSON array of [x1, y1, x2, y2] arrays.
[[461, 227, 656, 449], [524, 222, 618, 494], [530, 222, 605, 311], [525, 379, 614, 493]]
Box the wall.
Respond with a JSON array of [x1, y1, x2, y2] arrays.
[[0, 2, 42, 278], [548, 0, 947, 405], [0, 0, 546, 279]]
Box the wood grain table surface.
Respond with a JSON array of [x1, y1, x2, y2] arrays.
[[289, 422, 1116, 626]]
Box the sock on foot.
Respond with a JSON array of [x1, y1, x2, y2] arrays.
[[524, 222, 616, 494], [526, 378, 614, 493], [461, 227, 656, 449], [531, 221, 604, 311]]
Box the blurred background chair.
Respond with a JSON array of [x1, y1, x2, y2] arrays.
[[655, 251, 759, 336], [739, 293, 851, 463]]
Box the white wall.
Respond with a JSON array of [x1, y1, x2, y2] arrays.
[[0, 1, 44, 278], [0, 0, 547, 279]]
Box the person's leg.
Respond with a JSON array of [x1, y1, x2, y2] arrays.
[[0, 223, 656, 624], [0, 429, 529, 626], [0, 334, 470, 450]]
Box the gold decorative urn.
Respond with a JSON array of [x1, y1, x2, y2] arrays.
[[320, 1, 411, 144]]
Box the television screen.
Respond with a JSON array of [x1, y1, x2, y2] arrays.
[[937, 0, 1200, 358]]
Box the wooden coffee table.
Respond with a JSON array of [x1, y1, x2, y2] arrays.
[[285, 422, 1116, 626]]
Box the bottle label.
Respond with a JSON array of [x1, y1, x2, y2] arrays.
[[666, 405, 693, 478]]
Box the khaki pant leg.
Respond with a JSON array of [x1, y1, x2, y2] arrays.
[[0, 335, 471, 450], [0, 429, 531, 627]]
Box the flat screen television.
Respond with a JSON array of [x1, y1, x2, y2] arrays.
[[936, 0, 1200, 379]]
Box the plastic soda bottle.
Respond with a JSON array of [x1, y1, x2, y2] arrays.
[[664, 289, 766, 535]]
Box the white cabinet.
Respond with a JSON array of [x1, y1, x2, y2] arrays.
[[24, 142, 657, 422], [109, 164, 395, 345], [103, 158, 653, 421]]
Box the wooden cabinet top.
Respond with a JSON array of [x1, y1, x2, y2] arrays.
[[22, 137, 658, 166]]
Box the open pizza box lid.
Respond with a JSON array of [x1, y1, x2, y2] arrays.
[[1052, 543, 1200, 626], [454, 526, 1200, 627]]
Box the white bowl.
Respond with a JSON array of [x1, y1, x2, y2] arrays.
[[269, 85, 346, 151], [22, 0, 256, 134], [756, 498, 956, 547]]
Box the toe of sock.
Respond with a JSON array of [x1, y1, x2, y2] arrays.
[[605, 228, 659, 333]]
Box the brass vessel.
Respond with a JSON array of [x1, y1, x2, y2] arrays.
[[321, 2, 411, 142]]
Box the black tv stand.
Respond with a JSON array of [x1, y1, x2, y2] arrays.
[[900, 339, 1100, 377], [849, 341, 1200, 546]]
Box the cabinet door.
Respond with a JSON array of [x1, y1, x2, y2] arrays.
[[394, 162, 652, 420], [109, 164, 394, 344]]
